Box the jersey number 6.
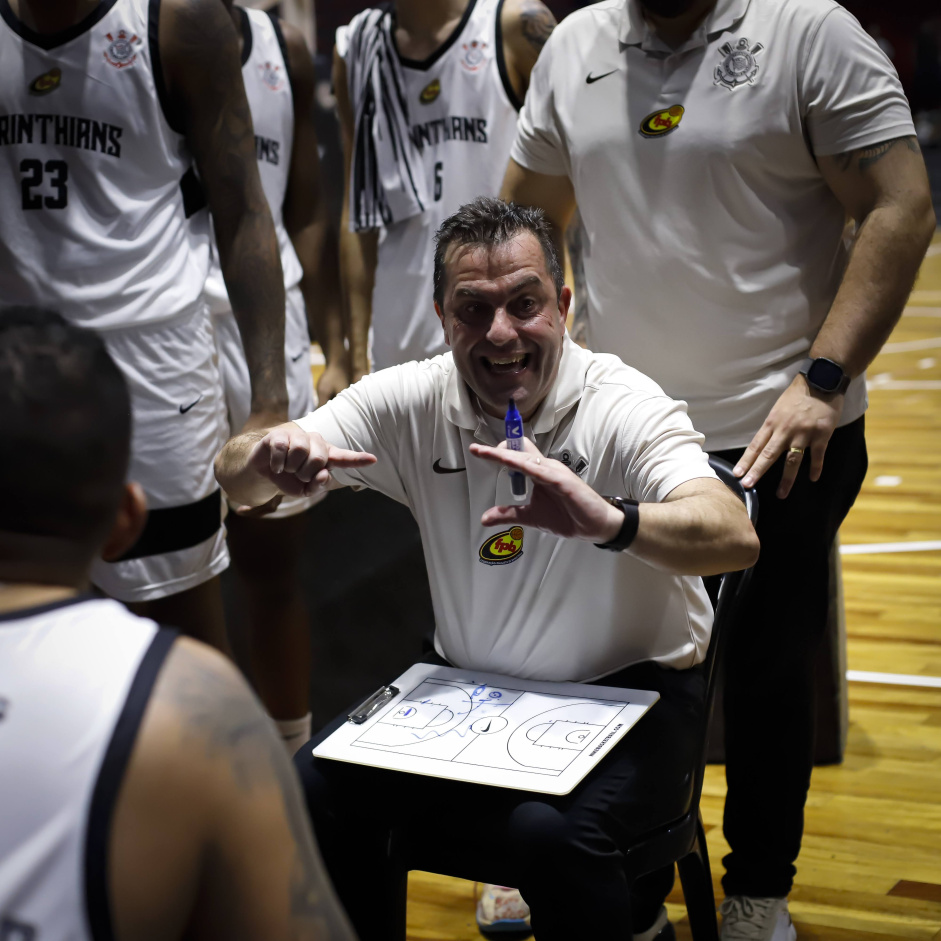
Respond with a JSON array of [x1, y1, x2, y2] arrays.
[[20, 158, 69, 211]]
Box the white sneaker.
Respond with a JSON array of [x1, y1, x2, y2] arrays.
[[475, 884, 532, 938], [719, 896, 797, 941]]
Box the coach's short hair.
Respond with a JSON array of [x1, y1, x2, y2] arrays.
[[433, 197, 564, 307], [0, 308, 131, 545]]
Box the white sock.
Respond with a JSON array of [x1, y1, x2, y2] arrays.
[[275, 712, 312, 757]]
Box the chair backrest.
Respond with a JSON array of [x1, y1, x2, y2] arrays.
[[688, 456, 759, 805]]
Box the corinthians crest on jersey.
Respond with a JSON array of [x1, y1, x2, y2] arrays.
[[714, 38, 763, 90], [104, 29, 141, 69]]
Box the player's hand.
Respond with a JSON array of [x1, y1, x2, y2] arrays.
[[316, 361, 350, 403], [734, 373, 844, 499], [469, 439, 624, 543], [246, 425, 376, 501]]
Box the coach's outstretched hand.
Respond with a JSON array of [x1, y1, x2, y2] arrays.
[[470, 439, 624, 544], [215, 422, 376, 512], [472, 438, 759, 576]]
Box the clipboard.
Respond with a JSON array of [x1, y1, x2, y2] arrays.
[[313, 663, 659, 795]]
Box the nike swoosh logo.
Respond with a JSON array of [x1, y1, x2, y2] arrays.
[[586, 70, 616, 84], [432, 459, 466, 474], [290, 350, 306, 362], [179, 395, 203, 414]]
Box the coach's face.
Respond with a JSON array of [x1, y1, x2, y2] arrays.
[[435, 232, 570, 421]]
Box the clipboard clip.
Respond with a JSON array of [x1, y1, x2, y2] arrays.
[[347, 685, 399, 724]]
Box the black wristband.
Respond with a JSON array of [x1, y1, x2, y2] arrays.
[[594, 497, 640, 552]]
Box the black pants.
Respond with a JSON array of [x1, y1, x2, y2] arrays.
[[713, 416, 868, 897], [295, 659, 707, 941]]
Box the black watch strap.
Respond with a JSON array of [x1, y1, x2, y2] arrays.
[[594, 497, 640, 552]]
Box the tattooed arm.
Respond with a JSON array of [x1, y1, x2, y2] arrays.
[[734, 136, 935, 495], [160, 0, 288, 427], [109, 637, 357, 941], [500, 0, 557, 103]]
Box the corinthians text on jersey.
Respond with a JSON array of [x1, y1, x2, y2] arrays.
[[1, 113, 123, 157]]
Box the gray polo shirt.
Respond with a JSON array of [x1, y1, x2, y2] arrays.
[[511, 0, 916, 450], [296, 338, 715, 682]]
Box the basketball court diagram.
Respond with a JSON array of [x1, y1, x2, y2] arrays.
[[351, 677, 630, 776]]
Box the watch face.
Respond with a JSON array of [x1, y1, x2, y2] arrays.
[[807, 358, 844, 392]]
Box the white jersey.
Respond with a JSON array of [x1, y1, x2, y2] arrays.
[[0, 596, 175, 940], [0, 0, 211, 331], [204, 6, 302, 313], [341, 0, 521, 369]]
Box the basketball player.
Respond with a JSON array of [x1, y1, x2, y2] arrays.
[[0, 0, 288, 650], [0, 309, 356, 941], [335, 0, 557, 378], [206, 0, 345, 753]]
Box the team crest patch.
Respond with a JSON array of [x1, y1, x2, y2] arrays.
[[29, 67, 61, 95], [104, 29, 141, 69], [714, 38, 763, 90], [420, 78, 441, 104], [479, 527, 524, 565], [638, 104, 684, 138], [460, 39, 488, 72], [259, 61, 285, 91]]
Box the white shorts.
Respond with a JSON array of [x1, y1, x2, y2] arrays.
[[90, 306, 230, 603], [213, 283, 321, 518]]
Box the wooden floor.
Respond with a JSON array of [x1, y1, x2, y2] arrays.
[[398, 234, 941, 939]]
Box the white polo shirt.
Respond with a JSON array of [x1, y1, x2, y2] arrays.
[[510, 0, 916, 451], [295, 337, 716, 682]]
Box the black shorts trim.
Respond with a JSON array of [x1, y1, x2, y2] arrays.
[[494, 0, 523, 112], [116, 489, 223, 561], [84, 628, 178, 941]]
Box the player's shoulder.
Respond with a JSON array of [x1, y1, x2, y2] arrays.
[[267, 14, 315, 90], [130, 635, 263, 776], [158, 0, 241, 67], [159, 0, 236, 31], [498, 0, 557, 32], [337, 4, 389, 58]]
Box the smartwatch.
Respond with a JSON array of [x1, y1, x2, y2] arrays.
[[799, 357, 850, 395], [594, 496, 640, 552]]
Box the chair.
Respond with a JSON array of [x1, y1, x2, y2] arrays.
[[387, 456, 758, 940]]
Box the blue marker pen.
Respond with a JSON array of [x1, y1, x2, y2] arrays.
[[505, 398, 527, 501]]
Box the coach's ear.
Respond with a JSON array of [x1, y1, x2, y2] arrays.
[[434, 301, 450, 346], [100, 482, 148, 562]]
